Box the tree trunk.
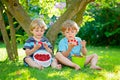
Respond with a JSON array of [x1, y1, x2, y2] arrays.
[[0, 8, 14, 60], [46, 0, 94, 46], [66, 0, 73, 8], [7, 11, 18, 60], [1, 0, 32, 36], [73, 0, 95, 25]]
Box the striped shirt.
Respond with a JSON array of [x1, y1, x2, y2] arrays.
[[23, 37, 53, 56]]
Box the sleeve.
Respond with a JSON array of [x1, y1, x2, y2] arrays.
[[23, 38, 33, 50], [58, 39, 67, 52], [47, 42, 53, 50], [44, 37, 53, 50]]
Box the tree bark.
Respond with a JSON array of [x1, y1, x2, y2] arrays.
[[0, 8, 14, 60], [66, 0, 73, 8], [73, 0, 95, 25], [1, 0, 32, 36], [7, 11, 18, 60]]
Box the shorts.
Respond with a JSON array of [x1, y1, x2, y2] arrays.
[[23, 55, 33, 66]]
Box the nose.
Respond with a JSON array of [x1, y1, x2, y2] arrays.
[[69, 32, 73, 35]]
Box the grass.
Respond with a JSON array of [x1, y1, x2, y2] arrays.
[[0, 42, 120, 80]]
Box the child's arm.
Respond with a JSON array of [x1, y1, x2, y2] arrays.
[[81, 46, 87, 56], [81, 40, 87, 56], [43, 42, 52, 53], [25, 44, 42, 56], [62, 42, 76, 57]]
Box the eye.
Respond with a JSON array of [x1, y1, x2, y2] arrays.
[[66, 31, 69, 34], [41, 29, 45, 32], [71, 30, 76, 33], [35, 29, 39, 32]]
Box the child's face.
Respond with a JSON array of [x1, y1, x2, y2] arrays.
[[63, 28, 77, 40], [31, 27, 45, 39]]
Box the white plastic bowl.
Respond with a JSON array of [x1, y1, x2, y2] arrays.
[[33, 50, 52, 67]]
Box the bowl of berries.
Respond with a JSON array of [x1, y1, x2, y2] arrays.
[[33, 50, 52, 67]]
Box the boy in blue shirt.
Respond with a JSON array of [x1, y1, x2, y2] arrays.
[[55, 20, 102, 70]]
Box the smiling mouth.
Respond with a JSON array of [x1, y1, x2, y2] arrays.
[[69, 36, 73, 38], [37, 35, 42, 36]]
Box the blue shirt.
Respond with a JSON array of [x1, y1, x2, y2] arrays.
[[58, 37, 82, 59]]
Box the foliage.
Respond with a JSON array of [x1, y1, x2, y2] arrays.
[[16, 32, 28, 44], [0, 45, 120, 80], [77, 1, 120, 46], [95, 0, 120, 8], [1, 0, 120, 46], [19, 0, 66, 24]]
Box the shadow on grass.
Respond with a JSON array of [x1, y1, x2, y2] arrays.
[[0, 60, 25, 80]]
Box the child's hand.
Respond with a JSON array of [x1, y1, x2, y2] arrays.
[[81, 40, 86, 48], [68, 39, 78, 46], [34, 42, 42, 50], [68, 43, 75, 49], [43, 42, 48, 49], [42, 42, 52, 53], [34, 44, 42, 50], [68, 39, 78, 49]]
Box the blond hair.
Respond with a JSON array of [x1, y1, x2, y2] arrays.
[[61, 20, 80, 33], [29, 18, 47, 32]]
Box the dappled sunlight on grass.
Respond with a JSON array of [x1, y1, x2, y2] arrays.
[[89, 50, 94, 54], [72, 73, 89, 80], [18, 48, 26, 62], [100, 51, 104, 54], [98, 66, 120, 80], [8, 69, 31, 79], [99, 54, 110, 60], [0, 45, 120, 80], [0, 48, 7, 61], [0, 47, 26, 62], [48, 70, 71, 78], [114, 65, 120, 72]]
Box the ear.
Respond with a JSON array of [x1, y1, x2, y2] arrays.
[[62, 31, 65, 35], [75, 30, 78, 34], [30, 30, 33, 34]]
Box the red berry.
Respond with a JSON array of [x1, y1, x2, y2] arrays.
[[34, 53, 50, 61], [38, 41, 42, 45], [74, 39, 76, 42]]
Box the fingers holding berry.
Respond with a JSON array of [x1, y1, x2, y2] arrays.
[[34, 41, 42, 50], [68, 39, 78, 46]]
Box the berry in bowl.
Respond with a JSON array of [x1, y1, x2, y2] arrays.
[[33, 50, 52, 67]]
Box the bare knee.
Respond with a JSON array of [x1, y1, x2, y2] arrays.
[[24, 57, 31, 62], [52, 58, 57, 63], [55, 52, 62, 59], [92, 53, 98, 59]]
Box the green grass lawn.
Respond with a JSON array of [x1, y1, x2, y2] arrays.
[[0, 43, 120, 80]]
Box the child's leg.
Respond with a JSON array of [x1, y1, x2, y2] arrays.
[[85, 54, 102, 70], [51, 58, 62, 70], [25, 57, 44, 70], [55, 52, 80, 70]]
